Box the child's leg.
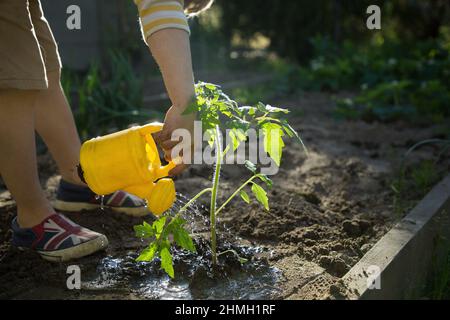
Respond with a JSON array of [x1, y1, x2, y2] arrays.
[[34, 70, 84, 186], [0, 89, 55, 228]]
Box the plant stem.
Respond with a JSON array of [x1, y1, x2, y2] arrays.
[[215, 174, 262, 216], [178, 187, 212, 213], [216, 249, 248, 263], [210, 125, 222, 265]]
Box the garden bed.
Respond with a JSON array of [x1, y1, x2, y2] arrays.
[[0, 92, 448, 299]]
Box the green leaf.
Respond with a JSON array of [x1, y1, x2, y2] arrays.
[[240, 190, 250, 203], [204, 128, 216, 147], [239, 106, 257, 116], [136, 242, 158, 262], [197, 95, 206, 106], [234, 128, 247, 142], [251, 183, 269, 211], [256, 102, 267, 113], [169, 217, 196, 252], [281, 121, 309, 156], [222, 144, 231, 156], [220, 249, 249, 264], [204, 82, 218, 90], [238, 256, 249, 264], [244, 160, 257, 173], [228, 130, 239, 151], [160, 241, 174, 278], [133, 221, 154, 238], [173, 227, 196, 252], [265, 104, 289, 113], [262, 122, 285, 166], [280, 120, 295, 138], [258, 174, 273, 188], [257, 116, 283, 125], [152, 216, 167, 238]]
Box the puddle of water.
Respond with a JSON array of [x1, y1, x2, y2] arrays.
[[83, 192, 280, 299], [83, 247, 280, 300]]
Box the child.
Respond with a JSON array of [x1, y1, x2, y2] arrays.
[[0, 0, 213, 262]]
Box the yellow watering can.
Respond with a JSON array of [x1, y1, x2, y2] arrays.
[[79, 122, 177, 216]]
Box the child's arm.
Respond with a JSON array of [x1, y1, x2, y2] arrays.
[[135, 0, 196, 176], [148, 29, 195, 172]]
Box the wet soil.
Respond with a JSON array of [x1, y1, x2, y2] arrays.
[[0, 92, 448, 300]]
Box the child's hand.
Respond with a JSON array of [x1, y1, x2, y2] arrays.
[[156, 105, 196, 176]]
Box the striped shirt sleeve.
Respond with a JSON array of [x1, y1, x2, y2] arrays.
[[134, 0, 190, 42]]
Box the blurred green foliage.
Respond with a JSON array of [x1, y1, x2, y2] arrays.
[[426, 248, 450, 300], [390, 160, 443, 217], [62, 52, 162, 140], [330, 37, 450, 123], [213, 0, 450, 123], [216, 0, 449, 62], [266, 34, 450, 123]]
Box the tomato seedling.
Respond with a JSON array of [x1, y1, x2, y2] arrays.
[[134, 82, 306, 277]]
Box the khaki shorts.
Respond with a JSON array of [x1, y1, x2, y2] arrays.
[[0, 0, 61, 90]]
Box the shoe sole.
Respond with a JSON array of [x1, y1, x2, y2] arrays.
[[52, 200, 150, 217], [35, 234, 109, 262]]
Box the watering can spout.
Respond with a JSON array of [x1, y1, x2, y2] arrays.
[[79, 122, 177, 215]]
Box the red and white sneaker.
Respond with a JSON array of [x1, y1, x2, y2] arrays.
[[11, 213, 108, 262]]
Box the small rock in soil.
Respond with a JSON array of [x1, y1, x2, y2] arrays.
[[329, 284, 342, 296], [358, 219, 372, 232], [319, 255, 349, 277], [342, 220, 361, 236], [302, 193, 321, 205], [330, 258, 348, 276]]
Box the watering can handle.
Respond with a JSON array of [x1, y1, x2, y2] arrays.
[[139, 122, 177, 177], [138, 122, 165, 136]]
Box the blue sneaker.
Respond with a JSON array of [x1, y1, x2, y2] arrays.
[[11, 213, 108, 262], [52, 179, 148, 217]]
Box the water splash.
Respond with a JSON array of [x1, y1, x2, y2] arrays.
[[164, 192, 210, 235], [94, 195, 105, 211]]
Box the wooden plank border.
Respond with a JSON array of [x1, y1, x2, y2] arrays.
[[343, 174, 450, 299]]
